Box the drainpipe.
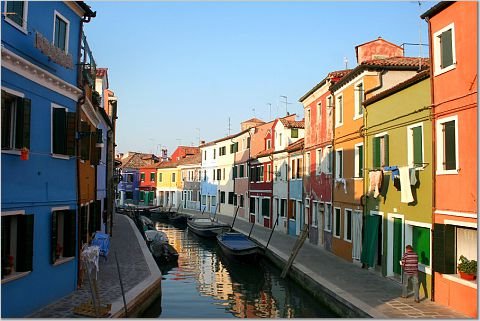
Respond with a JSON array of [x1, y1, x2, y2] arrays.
[[425, 16, 436, 302], [364, 69, 387, 98]]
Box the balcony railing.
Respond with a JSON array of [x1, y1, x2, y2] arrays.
[[80, 31, 97, 89]]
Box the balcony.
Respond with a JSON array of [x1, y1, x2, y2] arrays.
[[80, 31, 96, 90]]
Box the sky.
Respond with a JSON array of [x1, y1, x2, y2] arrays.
[[84, 1, 432, 156]]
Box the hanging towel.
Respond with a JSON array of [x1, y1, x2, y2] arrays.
[[399, 166, 414, 203], [409, 167, 417, 186], [335, 178, 348, 194], [369, 170, 383, 198]]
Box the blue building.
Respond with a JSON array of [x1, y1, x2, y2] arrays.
[[1, 1, 95, 317], [118, 168, 140, 205]]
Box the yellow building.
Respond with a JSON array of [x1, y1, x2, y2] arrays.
[[156, 161, 182, 208]]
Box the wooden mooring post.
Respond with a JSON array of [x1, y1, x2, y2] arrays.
[[230, 206, 240, 228], [280, 224, 309, 278]]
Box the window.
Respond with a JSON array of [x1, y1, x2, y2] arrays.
[[335, 149, 343, 178], [266, 164, 271, 182], [312, 202, 318, 227], [266, 139, 271, 149], [1, 213, 34, 279], [316, 149, 322, 175], [228, 192, 234, 205], [354, 143, 364, 178], [324, 203, 332, 232], [239, 164, 244, 177], [230, 142, 238, 153], [232, 166, 238, 179], [344, 209, 352, 241], [249, 197, 255, 214], [335, 95, 343, 127], [50, 209, 76, 264], [220, 191, 225, 204], [456, 227, 477, 270], [126, 174, 133, 183], [261, 198, 270, 217], [317, 102, 322, 124], [297, 158, 303, 178], [50, 104, 76, 156], [140, 173, 145, 182], [324, 146, 333, 174], [305, 152, 310, 176], [219, 146, 226, 156], [372, 134, 389, 168], [247, 137, 250, 148], [434, 23, 456, 75], [355, 82, 364, 118], [213, 149, 216, 159], [281, 199, 287, 217], [437, 117, 458, 173], [259, 165, 264, 182], [291, 159, 296, 179], [150, 172, 155, 182], [54, 11, 69, 52], [239, 195, 244, 208], [306, 108, 311, 131], [279, 133, 282, 147], [408, 124, 423, 167], [291, 128, 298, 138], [171, 173, 176, 182], [158, 173, 163, 182], [217, 168, 221, 181], [5, 1, 27, 31], [2, 90, 31, 151], [334, 207, 341, 238]]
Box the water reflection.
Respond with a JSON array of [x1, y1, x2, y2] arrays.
[[142, 221, 337, 318]]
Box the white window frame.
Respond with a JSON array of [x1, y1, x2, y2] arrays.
[[407, 122, 425, 168], [333, 207, 341, 238], [53, 10, 70, 53], [335, 94, 344, 128], [436, 115, 459, 175], [305, 152, 310, 177], [335, 148, 343, 179], [266, 138, 271, 150], [266, 164, 271, 182], [3, 1, 28, 34], [433, 23, 456, 76], [312, 201, 318, 228], [354, 81, 364, 120], [354, 143, 363, 179], [324, 145, 333, 174], [316, 148, 322, 175], [324, 202, 332, 232], [317, 101, 322, 125], [344, 208, 353, 242], [2, 87, 25, 154]]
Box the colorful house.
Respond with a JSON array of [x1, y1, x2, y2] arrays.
[[156, 160, 182, 209], [117, 168, 140, 205], [329, 37, 429, 263], [421, 2, 478, 317], [233, 125, 255, 221], [287, 139, 305, 236], [200, 141, 219, 214], [299, 70, 349, 248], [139, 164, 157, 205], [363, 70, 432, 298], [179, 153, 202, 210], [1, 1, 95, 317]]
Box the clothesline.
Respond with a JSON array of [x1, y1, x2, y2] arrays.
[[364, 162, 429, 172]]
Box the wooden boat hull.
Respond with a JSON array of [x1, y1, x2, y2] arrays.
[[187, 220, 231, 238], [216, 232, 262, 261]]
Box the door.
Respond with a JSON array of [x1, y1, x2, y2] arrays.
[[393, 218, 403, 276], [352, 210, 363, 261]]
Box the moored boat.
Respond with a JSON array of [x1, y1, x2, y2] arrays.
[[187, 217, 231, 238], [148, 230, 179, 264], [216, 232, 262, 261]]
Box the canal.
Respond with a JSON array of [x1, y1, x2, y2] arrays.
[[141, 219, 338, 318]]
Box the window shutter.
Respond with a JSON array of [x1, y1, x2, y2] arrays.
[[444, 121, 456, 170], [433, 223, 456, 274], [358, 145, 364, 178], [80, 121, 90, 160], [15, 97, 31, 149], [2, 92, 12, 149], [373, 137, 380, 168], [412, 127, 423, 164], [63, 210, 76, 257], [51, 211, 58, 264], [440, 29, 453, 68], [233, 166, 237, 179], [90, 130, 99, 165], [383, 135, 389, 166], [66, 112, 76, 156], [53, 108, 67, 154], [17, 215, 34, 272]]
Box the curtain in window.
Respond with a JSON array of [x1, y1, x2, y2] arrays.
[[352, 211, 362, 260], [456, 227, 477, 263]]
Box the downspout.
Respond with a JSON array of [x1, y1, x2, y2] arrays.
[[425, 15, 436, 302], [330, 85, 336, 248], [364, 69, 387, 98]]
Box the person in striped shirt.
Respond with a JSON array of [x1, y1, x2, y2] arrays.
[[401, 244, 420, 302]]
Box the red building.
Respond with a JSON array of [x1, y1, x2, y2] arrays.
[[139, 165, 158, 205], [421, 1, 478, 317]]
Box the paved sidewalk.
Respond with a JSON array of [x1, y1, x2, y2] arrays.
[[179, 208, 469, 319], [28, 213, 161, 318]]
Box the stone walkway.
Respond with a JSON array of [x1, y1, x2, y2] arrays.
[[179, 208, 470, 319], [28, 213, 161, 318]]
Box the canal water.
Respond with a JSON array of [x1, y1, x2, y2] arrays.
[[141, 220, 338, 318]]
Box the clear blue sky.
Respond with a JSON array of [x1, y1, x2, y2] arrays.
[[84, 1, 432, 156]]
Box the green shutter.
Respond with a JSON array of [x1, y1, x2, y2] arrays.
[[393, 218, 402, 274], [358, 145, 364, 178], [291, 128, 298, 138], [373, 137, 380, 168], [412, 126, 423, 164], [63, 210, 76, 257], [413, 226, 430, 265], [17, 215, 34, 272], [444, 121, 456, 170], [66, 112, 76, 156], [262, 198, 270, 217], [383, 134, 389, 166], [53, 108, 67, 154], [51, 211, 58, 264], [440, 29, 453, 68], [15, 97, 31, 149], [433, 223, 456, 274], [360, 215, 380, 267], [233, 166, 237, 179]]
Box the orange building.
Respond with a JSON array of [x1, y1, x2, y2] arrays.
[[421, 2, 478, 317]]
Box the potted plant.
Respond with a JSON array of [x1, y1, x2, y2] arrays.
[[457, 255, 477, 280]]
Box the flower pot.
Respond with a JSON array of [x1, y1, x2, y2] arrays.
[[20, 148, 29, 161], [459, 271, 476, 280]]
